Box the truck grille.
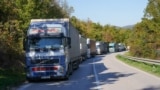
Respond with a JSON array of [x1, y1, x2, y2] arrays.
[[31, 59, 59, 64]]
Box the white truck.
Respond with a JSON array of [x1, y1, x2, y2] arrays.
[[118, 43, 126, 52], [109, 42, 119, 53], [96, 41, 108, 55], [23, 18, 81, 81], [87, 38, 96, 58]]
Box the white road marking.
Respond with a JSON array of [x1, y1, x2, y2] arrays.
[[93, 58, 102, 90]]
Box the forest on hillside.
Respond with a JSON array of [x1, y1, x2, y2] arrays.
[[0, 0, 160, 71]]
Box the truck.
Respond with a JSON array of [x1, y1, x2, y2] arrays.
[[23, 19, 81, 81], [86, 38, 96, 58], [96, 41, 108, 54], [103, 42, 109, 53], [79, 35, 87, 61], [108, 42, 119, 53], [118, 43, 126, 52]]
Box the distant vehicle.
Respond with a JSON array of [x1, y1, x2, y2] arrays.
[[87, 38, 96, 58], [79, 35, 87, 61], [118, 43, 126, 51], [109, 42, 119, 53], [96, 41, 108, 54], [103, 42, 109, 53], [23, 18, 81, 81]]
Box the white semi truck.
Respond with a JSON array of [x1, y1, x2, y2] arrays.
[[96, 41, 108, 55], [109, 42, 119, 53], [87, 38, 96, 58]]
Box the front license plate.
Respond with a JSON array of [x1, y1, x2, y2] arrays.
[[41, 76, 50, 79]]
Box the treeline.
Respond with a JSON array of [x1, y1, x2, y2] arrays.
[[0, 0, 72, 70], [70, 16, 131, 44]]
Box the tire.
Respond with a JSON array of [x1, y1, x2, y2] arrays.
[[74, 60, 80, 70], [26, 77, 36, 82], [63, 63, 72, 80], [69, 63, 73, 75]]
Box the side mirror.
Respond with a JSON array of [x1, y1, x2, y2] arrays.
[[63, 37, 71, 48]]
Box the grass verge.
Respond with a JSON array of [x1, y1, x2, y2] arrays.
[[116, 55, 160, 77], [0, 69, 25, 90]]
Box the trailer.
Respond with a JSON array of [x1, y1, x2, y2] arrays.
[[79, 35, 87, 61], [86, 38, 96, 58], [96, 41, 108, 55]]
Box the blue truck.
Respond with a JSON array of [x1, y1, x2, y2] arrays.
[[23, 19, 81, 81]]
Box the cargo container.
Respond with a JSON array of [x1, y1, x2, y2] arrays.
[[86, 38, 96, 58], [79, 35, 87, 61]]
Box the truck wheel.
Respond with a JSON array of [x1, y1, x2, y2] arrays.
[[64, 63, 72, 80], [69, 63, 73, 75], [74, 60, 80, 70], [64, 73, 69, 80], [26, 77, 35, 82]]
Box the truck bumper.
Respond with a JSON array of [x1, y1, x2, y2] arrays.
[[26, 66, 67, 80], [26, 75, 66, 81]]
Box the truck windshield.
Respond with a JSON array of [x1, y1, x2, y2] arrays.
[[29, 37, 62, 49]]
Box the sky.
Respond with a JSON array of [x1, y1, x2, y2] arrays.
[[67, 0, 148, 27]]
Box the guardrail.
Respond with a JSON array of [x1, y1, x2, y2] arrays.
[[119, 55, 160, 65]]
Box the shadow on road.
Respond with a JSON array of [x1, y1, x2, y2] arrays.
[[141, 86, 160, 90], [92, 55, 135, 86], [98, 72, 135, 85]]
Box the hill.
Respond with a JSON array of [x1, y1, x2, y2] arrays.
[[122, 25, 134, 29]]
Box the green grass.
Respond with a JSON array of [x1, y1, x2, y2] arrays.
[[116, 55, 160, 77], [0, 69, 25, 90]]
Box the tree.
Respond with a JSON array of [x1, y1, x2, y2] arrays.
[[57, 0, 74, 17], [128, 0, 160, 59]]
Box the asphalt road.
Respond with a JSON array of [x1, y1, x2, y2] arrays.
[[17, 52, 160, 90], [94, 52, 160, 90]]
